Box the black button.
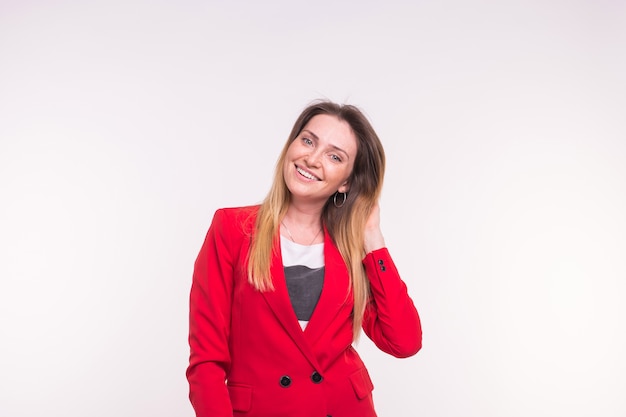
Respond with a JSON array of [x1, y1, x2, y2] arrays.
[[378, 259, 384, 265], [279, 375, 292, 387], [380, 265, 386, 271], [311, 371, 323, 383]]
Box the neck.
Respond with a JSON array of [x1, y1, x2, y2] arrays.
[[281, 202, 324, 245], [283, 202, 323, 229]]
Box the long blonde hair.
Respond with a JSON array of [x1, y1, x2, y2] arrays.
[[247, 100, 386, 339]]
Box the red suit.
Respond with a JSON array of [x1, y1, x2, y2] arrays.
[[187, 206, 422, 417]]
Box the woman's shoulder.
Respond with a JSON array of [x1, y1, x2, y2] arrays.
[[215, 204, 260, 219], [212, 204, 259, 234]]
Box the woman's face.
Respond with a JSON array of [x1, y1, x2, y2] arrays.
[[283, 114, 358, 206]]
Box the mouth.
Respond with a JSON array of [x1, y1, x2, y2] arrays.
[[295, 165, 321, 181]]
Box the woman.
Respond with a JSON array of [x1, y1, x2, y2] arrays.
[[187, 100, 422, 417]]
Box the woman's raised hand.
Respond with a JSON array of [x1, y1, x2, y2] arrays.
[[364, 202, 386, 254]]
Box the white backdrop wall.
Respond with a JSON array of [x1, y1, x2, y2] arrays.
[[1, 1, 625, 416]]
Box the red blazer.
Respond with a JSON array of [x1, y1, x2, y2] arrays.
[[187, 206, 421, 417]]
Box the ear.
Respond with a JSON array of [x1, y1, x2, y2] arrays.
[[338, 180, 350, 194]]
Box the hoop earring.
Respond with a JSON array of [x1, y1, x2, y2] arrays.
[[333, 191, 347, 208]]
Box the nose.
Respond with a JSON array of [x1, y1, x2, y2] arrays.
[[305, 148, 322, 167]]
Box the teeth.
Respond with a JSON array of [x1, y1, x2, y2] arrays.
[[296, 166, 319, 180]]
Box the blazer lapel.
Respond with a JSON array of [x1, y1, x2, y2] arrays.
[[260, 238, 320, 368], [303, 229, 352, 343]]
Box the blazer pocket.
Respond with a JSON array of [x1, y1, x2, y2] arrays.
[[349, 367, 374, 400], [227, 383, 253, 412]]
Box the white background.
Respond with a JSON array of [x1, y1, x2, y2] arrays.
[[1, 1, 625, 416]]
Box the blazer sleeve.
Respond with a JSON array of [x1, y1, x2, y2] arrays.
[[186, 209, 235, 417], [361, 247, 422, 358]]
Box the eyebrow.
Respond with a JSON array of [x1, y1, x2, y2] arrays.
[[301, 129, 350, 160]]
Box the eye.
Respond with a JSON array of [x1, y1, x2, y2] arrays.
[[302, 137, 313, 146], [330, 154, 342, 162]]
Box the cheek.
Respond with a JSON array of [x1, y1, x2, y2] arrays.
[[283, 158, 294, 178], [343, 162, 356, 179], [285, 143, 299, 162], [331, 164, 354, 184], [285, 143, 303, 160]]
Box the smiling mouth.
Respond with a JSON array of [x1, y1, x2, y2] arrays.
[[296, 165, 321, 181]]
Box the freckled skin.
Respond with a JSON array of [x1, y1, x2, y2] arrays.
[[283, 114, 357, 206]]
